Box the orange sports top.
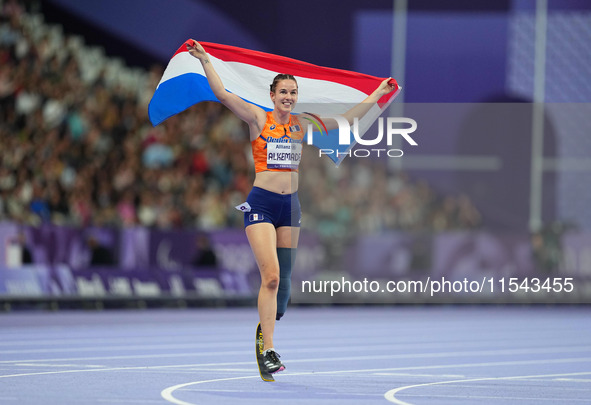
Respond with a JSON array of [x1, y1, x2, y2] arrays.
[[252, 111, 305, 173]]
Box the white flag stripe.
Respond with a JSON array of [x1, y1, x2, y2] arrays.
[[158, 52, 370, 110]]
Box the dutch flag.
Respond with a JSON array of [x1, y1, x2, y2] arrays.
[[148, 40, 401, 165]]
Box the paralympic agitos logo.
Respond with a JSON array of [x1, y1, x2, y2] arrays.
[[301, 113, 418, 158]]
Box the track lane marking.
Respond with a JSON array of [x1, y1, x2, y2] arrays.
[[383, 371, 591, 405]]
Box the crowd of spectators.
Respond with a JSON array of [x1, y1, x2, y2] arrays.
[[299, 153, 481, 237], [0, 0, 482, 236]]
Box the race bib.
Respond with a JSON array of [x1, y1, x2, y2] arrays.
[[267, 140, 302, 170]]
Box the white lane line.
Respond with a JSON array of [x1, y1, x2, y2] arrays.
[[189, 368, 254, 372], [0, 357, 591, 387], [383, 371, 591, 405], [2, 356, 591, 379], [396, 393, 591, 402], [0, 339, 494, 353], [13, 363, 105, 368], [555, 378, 591, 383], [160, 367, 591, 405], [161, 376, 260, 405], [0, 366, 156, 379], [0, 358, 588, 405], [2, 344, 590, 365], [0, 343, 225, 355], [95, 399, 166, 403], [373, 373, 465, 378], [0, 336, 225, 346], [0, 352, 247, 364]]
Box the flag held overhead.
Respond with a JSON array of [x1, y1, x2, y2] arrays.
[[148, 40, 401, 165]]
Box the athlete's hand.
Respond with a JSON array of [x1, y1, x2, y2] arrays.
[[186, 39, 208, 61], [376, 77, 397, 96]]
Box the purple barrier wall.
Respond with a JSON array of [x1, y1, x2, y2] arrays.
[[0, 223, 323, 300], [0, 222, 588, 303]]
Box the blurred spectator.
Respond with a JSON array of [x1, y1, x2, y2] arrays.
[[15, 230, 33, 264], [29, 181, 50, 223], [116, 189, 137, 227], [192, 234, 218, 268], [87, 235, 116, 266], [137, 189, 158, 227], [531, 222, 570, 274]]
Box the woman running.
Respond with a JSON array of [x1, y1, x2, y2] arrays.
[[186, 39, 396, 374]]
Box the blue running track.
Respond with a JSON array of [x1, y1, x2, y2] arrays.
[[0, 306, 590, 404]]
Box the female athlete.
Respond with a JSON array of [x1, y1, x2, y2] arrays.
[[186, 39, 396, 374]]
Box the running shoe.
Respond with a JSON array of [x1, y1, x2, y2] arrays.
[[263, 349, 285, 374]]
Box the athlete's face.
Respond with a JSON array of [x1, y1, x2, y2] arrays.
[[271, 80, 298, 113]]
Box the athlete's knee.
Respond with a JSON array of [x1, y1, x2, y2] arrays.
[[262, 276, 280, 291]]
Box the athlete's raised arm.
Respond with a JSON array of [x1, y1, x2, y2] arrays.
[[342, 78, 397, 124], [186, 40, 266, 133], [302, 78, 397, 132]]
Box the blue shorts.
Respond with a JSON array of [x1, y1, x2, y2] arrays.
[[243, 187, 301, 228]]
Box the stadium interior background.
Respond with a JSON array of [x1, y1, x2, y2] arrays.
[[0, 0, 590, 309]]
